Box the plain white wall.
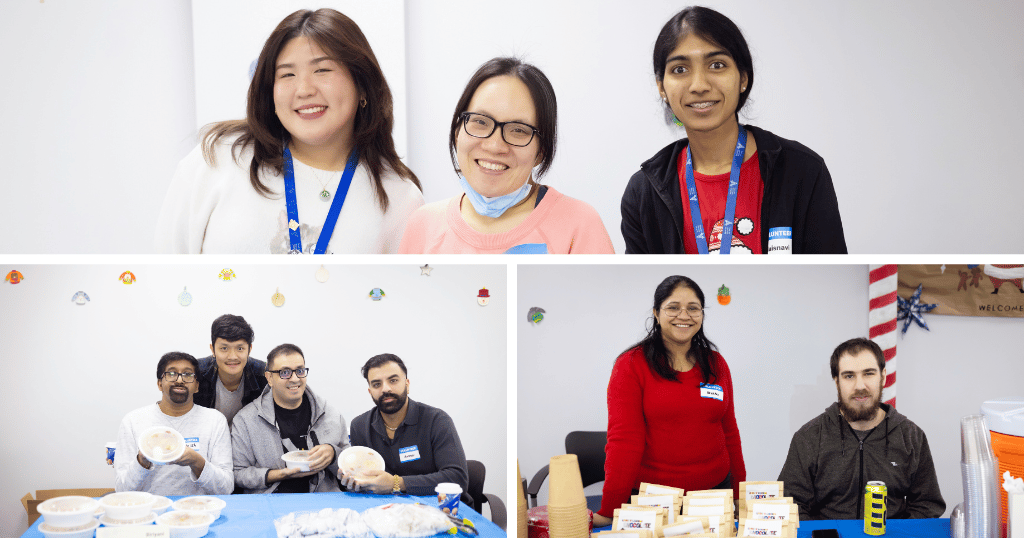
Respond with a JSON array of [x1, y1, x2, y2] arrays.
[[517, 264, 1023, 517], [2, 1, 1024, 253], [0, 262, 506, 537], [405, 0, 1024, 254], [0, 0, 196, 254]]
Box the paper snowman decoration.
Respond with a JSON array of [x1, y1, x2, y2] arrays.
[[477, 288, 490, 306]]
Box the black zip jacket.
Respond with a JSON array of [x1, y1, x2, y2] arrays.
[[194, 356, 268, 410], [777, 402, 945, 520], [620, 125, 847, 254]]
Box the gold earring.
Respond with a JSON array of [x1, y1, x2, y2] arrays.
[[360, 98, 367, 108]]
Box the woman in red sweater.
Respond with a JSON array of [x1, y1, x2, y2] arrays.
[[594, 275, 745, 526]]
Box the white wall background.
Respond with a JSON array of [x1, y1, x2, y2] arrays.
[[2, 0, 1023, 253], [0, 262, 507, 537], [517, 264, 1023, 517]]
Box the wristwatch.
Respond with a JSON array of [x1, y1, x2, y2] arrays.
[[392, 474, 402, 494]]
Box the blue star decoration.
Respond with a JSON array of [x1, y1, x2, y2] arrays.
[[896, 284, 937, 335]]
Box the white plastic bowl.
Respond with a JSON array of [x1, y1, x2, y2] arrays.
[[38, 518, 99, 538], [99, 491, 155, 521], [36, 496, 100, 529], [138, 426, 186, 464], [152, 496, 173, 515], [157, 510, 216, 538], [172, 496, 226, 520], [337, 446, 385, 478], [282, 450, 312, 472], [100, 511, 156, 526]]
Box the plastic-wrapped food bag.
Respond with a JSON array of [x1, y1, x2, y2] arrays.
[[361, 503, 454, 538], [274, 507, 374, 538]]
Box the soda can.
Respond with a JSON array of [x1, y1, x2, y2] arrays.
[[864, 481, 887, 535]]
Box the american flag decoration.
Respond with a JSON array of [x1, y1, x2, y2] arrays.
[[868, 265, 898, 407]]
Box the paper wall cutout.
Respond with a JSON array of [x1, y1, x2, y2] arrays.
[[420, 264, 433, 276], [72, 291, 90, 305], [218, 268, 236, 281], [5, 270, 23, 284], [119, 271, 136, 285], [178, 287, 192, 306], [477, 287, 490, 306], [527, 307, 545, 324], [369, 288, 385, 301], [315, 265, 330, 283]]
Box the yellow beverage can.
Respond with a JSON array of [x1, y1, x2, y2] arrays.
[[864, 481, 887, 535]]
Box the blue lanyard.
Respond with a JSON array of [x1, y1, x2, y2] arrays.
[[283, 146, 359, 254], [683, 126, 747, 254]]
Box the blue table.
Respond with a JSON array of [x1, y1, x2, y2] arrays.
[[20, 493, 506, 538], [796, 518, 949, 538], [595, 518, 949, 538]]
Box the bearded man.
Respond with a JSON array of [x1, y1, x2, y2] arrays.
[[114, 352, 233, 495], [777, 338, 945, 520], [341, 354, 469, 497]]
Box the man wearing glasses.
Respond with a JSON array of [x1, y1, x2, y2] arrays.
[[194, 314, 267, 426], [341, 354, 468, 497], [231, 343, 349, 493], [113, 352, 234, 495]]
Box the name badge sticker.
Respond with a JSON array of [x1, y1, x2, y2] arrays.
[[767, 227, 792, 255], [184, 437, 199, 450], [399, 445, 421, 463], [699, 383, 723, 401]]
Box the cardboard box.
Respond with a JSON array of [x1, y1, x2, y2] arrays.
[[22, 488, 114, 525]]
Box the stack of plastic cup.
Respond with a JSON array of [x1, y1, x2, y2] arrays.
[[518, 461, 529, 538], [962, 415, 1001, 538], [547, 454, 589, 538]]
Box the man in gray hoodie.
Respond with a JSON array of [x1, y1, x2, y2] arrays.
[[778, 338, 944, 520], [231, 343, 349, 493]]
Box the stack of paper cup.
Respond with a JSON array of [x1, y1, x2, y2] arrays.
[[518, 461, 529, 538], [961, 415, 1000, 538], [547, 454, 589, 538]]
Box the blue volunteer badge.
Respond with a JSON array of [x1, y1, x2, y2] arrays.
[[767, 227, 793, 254], [399, 445, 421, 463], [504, 243, 548, 254], [699, 383, 724, 401]]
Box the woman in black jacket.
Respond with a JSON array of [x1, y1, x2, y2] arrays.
[[621, 6, 847, 254]]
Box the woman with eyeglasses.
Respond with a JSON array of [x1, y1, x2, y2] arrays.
[[594, 275, 745, 526], [156, 9, 423, 254], [398, 57, 614, 254], [621, 6, 846, 254]]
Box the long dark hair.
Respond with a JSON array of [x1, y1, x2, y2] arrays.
[[202, 8, 420, 211], [653, 6, 754, 121], [621, 275, 718, 383]]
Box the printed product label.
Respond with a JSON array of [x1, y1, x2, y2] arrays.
[[399, 445, 421, 463], [637, 495, 677, 523], [645, 485, 681, 495], [751, 503, 791, 520], [745, 484, 781, 500], [699, 383, 724, 401], [742, 519, 784, 536], [767, 227, 792, 255], [615, 510, 659, 530]]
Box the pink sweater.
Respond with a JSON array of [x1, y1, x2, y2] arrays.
[[398, 187, 615, 254]]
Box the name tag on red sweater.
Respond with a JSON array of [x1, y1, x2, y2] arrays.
[[700, 383, 723, 401]]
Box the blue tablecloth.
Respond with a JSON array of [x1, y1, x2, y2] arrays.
[[595, 518, 949, 538], [796, 518, 949, 538], [21, 493, 506, 538]]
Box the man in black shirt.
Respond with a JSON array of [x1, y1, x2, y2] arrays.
[[341, 354, 468, 496]]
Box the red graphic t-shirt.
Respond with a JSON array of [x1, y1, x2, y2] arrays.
[[677, 149, 764, 254]]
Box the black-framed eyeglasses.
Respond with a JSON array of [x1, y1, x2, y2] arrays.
[[162, 371, 197, 382], [460, 112, 539, 147], [269, 367, 309, 379]]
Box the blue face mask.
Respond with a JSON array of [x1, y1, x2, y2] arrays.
[[457, 172, 533, 218]]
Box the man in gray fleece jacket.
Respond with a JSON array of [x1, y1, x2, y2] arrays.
[[778, 338, 944, 520], [231, 343, 349, 493]]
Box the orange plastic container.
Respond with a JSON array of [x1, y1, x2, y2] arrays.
[[982, 400, 1024, 538]]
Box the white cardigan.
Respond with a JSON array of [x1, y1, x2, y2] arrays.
[[155, 137, 424, 254]]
